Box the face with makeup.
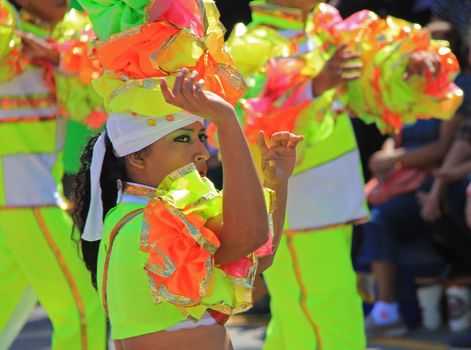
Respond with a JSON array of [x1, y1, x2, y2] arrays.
[[125, 121, 211, 188]]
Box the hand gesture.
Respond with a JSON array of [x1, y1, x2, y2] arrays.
[[160, 68, 236, 125], [19, 32, 60, 65], [406, 51, 440, 78], [312, 45, 362, 97], [256, 131, 304, 188]]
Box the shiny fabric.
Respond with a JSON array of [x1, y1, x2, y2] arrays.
[[81, 0, 247, 117], [0, 207, 106, 350], [52, 9, 106, 127], [0, 1, 29, 82], [227, 2, 462, 145], [263, 226, 365, 350], [141, 164, 274, 317], [99, 166, 274, 339], [0, 2, 105, 127], [307, 3, 462, 132]]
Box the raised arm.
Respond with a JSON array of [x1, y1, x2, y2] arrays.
[[254, 131, 303, 272], [160, 69, 269, 264]]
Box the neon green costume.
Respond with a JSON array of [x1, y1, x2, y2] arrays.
[[227, 2, 462, 349], [99, 165, 275, 339], [0, 2, 106, 349]]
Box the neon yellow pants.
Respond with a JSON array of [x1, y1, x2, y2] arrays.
[[263, 225, 365, 350], [0, 207, 106, 350]]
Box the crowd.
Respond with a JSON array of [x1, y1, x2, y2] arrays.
[[0, 0, 470, 350]]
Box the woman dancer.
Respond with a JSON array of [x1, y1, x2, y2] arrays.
[[72, 70, 302, 350]]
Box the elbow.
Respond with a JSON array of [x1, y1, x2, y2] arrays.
[[214, 220, 270, 265], [243, 223, 270, 252], [257, 256, 274, 272]]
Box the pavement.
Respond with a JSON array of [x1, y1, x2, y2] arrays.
[[8, 306, 466, 350]]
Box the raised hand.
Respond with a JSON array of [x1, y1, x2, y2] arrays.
[[256, 130, 304, 188], [311, 45, 362, 97], [160, 68, 236, 126], [406, 50, 441, 78], [18, 32, 60, 65]]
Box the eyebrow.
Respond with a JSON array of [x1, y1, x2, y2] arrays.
[[178, 127, 207, 132]]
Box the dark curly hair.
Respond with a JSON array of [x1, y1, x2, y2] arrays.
[[70, 133, 128, 287]]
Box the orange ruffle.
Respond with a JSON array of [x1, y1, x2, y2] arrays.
[[142, 198, 220, 304], [242, 57, 312, 142], [94, 22, 180, 80], [93, 18, 244, 106], [59, 40, 102, 84]]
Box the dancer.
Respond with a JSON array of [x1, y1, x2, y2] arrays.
[[225, 1, 462, 349], [74, 0, 302, 348], [0, 0, 106, 349]]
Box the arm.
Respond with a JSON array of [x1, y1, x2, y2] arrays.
[[419, 134, 471, 221], [253, 131, 303, 272], [257, 181, 287, 272], [160, 70, 269, 265], [369, 115, 462, 178], [311, 45, 361, 97], [395, 115, 461, 168], [213, 114, 269, 264]]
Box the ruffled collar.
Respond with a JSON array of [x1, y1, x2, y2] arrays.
[[121, 163, 221, 218], [250, 1, 305, 30]]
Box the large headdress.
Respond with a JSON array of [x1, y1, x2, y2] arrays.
[[80, 0, 247, 241], [80, 0, 247, 116]]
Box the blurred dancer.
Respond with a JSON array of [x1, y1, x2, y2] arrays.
[[0, 1, 106, 349], [226, 1, 462, 348]]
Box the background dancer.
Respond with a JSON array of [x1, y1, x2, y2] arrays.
[[0, 0, 106, 349]]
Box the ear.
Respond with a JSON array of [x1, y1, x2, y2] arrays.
[[125, 150, 147, 170]]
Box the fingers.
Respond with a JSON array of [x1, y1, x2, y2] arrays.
[[193, 79, 208, 101], [328, 46, 362, 82], [160, 69, 207, 110], [256, 130, 270, 155], [182, 70, 198, 95], [269, 131, 304, 148], [342, 73, 361, 82], [332, 45, 349, 59], [406, 51, 441, 78], [159, 78, 178, 105], [340, 63, 363, 72], [172, 68, 187, 95], [331, 45, 360, 63]]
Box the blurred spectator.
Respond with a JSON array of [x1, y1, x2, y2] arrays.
[[359, 18, 471, 337], [360, 114, 461, 337]]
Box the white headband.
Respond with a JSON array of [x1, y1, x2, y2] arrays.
[[82, 111, 205, 241]]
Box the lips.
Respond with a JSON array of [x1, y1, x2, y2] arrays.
[[197, 165, 208, 177]]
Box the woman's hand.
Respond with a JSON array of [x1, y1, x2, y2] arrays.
[[406, 51, 441, 78], [256, 131, 304, 188], [160, 68, 236, 126], [311, 45, 362, 97], [19, 32, 60, 65]]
